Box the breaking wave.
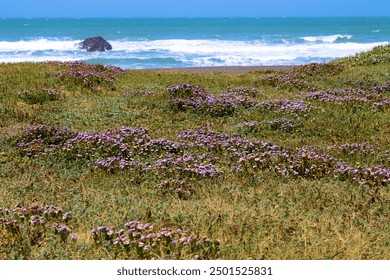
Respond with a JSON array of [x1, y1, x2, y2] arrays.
[[300, 34, 353, 43], [0, 37, 387, 69]]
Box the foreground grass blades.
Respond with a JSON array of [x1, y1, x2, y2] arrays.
[[0, 45, 389, 259]]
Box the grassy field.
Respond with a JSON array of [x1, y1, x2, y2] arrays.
[[0, 45, 389, 260]]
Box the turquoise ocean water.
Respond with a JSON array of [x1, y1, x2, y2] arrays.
[[0, 17, 389, 69]]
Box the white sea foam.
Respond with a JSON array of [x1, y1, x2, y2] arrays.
[[300, 34, 353, 43], [0, 38, 388, 68], [0, 39, 79, 52]]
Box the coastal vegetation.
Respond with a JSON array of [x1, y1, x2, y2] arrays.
[[0, 44, 389, 260]]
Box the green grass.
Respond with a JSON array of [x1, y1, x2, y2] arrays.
[[0, 45, 389, 260]]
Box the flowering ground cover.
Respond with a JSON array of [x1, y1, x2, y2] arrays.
[[0, 45, 389, 260]]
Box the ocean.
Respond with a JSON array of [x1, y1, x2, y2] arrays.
[[0, 17, 389, 69]]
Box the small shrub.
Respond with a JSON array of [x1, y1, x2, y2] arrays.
[[166, 83, 207, 99], [91, 221, 220, 260], [262, 118, 303, 132], [157, 179, 196, 200], [0, 204, 76, 258], [122, 90, 159, 96], [17, 88, 63, 104], [168, 83, 257, 117], [303, 85, 390, 111], [238, 118, 303, 134], [258, 99, 313, 116], [52, 61, 124, 92]]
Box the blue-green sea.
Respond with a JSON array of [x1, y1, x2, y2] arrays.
[[0, 17, 389, 69]]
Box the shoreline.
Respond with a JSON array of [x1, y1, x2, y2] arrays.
[[147, 65, 296, 73]]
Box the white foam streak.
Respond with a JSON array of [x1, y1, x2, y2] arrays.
[[0, 39, 79, 52], [112, 39, 385, 56], [0, 56, 81, 63], [0, 38, 388, 67], [300, 34, 353, 43], [113, 39, 387, 65]]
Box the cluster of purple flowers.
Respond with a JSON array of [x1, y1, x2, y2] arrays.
[[178, 128, 277, 161], [166, 83, 206, 98], [139, 138, 182, 155], [51, 223, 75, 242], [14, 125, 79, 157], [287, 143, 388, 179], [274, 147, 340, 179], [229, 86, 263, 97], [303, 85, 390, 110], [151, 154, 222, 179], [52, 61, 124, 91], [236, 147, 338, 180], [94, 157, 143, 172], [325, 143, 387, 163], [1, 203, 220, 258], [13, 125, 389, 187], [91, 225, 116, 241], [334, 164, 390, 186], [371, 83, 390, 94], [0, 204, 76, 243], [258, 99, 313, 116], [177, 128, 389, 185], [14, 125, 222, 185], [17, 88, 64, 104], [284, 143, 388, 168], [64, 126, 150, 160], [91, 220, 220, 260], [96, 154, 221, 181], [178, 127, 273, 150], [237, 145, 389, 185], [168, 83, 258, 116], [15, 125, 150, 159]]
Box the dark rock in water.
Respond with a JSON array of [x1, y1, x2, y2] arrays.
[[77, 36, 112, 52]]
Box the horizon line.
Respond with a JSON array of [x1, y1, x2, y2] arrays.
[[2, 15, 390, 19]]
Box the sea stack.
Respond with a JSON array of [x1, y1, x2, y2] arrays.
[[78, 36, 112, 52]]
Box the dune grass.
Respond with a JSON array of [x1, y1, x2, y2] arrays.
[[0, 45, 389, 260]]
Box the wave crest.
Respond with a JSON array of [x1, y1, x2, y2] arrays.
[[300, 34, 353, 43], [0, 37, 387, 68]]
